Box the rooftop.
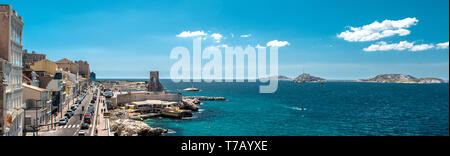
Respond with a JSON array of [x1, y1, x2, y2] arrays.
[[23, 83, 47, 92]]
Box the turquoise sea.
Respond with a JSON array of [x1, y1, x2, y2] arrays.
[[101, 79, 449, 136]]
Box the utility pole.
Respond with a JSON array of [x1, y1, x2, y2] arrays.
[[50, 103, 53, 130], [33, 100, 43, 136]]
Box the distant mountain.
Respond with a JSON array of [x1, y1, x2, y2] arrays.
[[293, 74, 325, 83], [277, 75, 293, 81], [358, 74, 447, 84]]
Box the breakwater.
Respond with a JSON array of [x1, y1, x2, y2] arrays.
[[183, 96, 227, 101]]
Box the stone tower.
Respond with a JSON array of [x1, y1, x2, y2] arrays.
[[148, 71, 164, 92]]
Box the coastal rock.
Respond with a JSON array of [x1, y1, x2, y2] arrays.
[[181, 98, 200, 111], [293, 74, 325, 83], [417, 78, 447, 84], [111, 119, 166, 136]]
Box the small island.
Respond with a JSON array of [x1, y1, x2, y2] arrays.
[[293, 73, 326, 83], [358, 74, 447, 84]]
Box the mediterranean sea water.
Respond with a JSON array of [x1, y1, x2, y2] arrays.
[[103, 79, 449, 136]]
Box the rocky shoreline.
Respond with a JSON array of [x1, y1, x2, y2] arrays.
[[110, 119, 167, 136], [109, 110, 167, 136], [180, 96, 227, 111], [107, 96, 228, 136]]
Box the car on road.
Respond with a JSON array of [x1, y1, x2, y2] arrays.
[[83, 114, 91, 124], [64, 113, 71, 119], [67, 110, 74, 116], [58, 118, 68, 126], [71, 105, 78, 111], [81, 123, 90, 130], [78, 130, 86, 136], [87, 106, 95, 115]]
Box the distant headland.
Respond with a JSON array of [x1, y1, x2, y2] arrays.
[[357, 74, 447, 84], [271, 73, 447, 84]]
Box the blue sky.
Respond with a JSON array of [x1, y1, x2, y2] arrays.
[[4, 0, 449, 80]]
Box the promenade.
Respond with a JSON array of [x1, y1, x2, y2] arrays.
[[96, 95, 110, 136]]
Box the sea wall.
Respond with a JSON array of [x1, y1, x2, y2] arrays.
[[183, 96, 227, 101], [113, 92, 182, 107]]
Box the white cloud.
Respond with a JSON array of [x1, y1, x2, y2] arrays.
[[211, 33, 223, 43], [338, 17, 419, 42], [363, 41, 435, 52], [256, 44, 266, 48], [267, 40, 290, 47], [437, 42, 449, 49], [176, 31, 207, 38], [240, 34, 252, 38], [410, 44, 435, 52]]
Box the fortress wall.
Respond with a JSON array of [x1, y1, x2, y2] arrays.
[[114, 92, 182, 106]]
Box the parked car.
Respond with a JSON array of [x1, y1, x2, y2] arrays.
[[58, 118, 68, 126], [78, 130, 86, 136], [67, 110, 74, 116], [81, 123, 90, 130], [71, 105, 77, 111], [64, 113, 71, 119]]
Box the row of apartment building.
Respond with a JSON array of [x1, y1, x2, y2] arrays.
[[0, 5, 96, 136]]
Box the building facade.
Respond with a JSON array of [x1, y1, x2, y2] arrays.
[[0, 5, 24, 136], [90, 72, 96, 82], [22, 50, 46, 68], [56, 58, 79, 75], [23, 83, 51, 132], [74, 60, 90, 78], [30, 59, 59, 75], [46, 72, 64, 118]]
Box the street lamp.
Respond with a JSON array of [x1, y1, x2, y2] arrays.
[[33, 99, 45, 136], [24, 99, 41, 136], [21, 105, 26, 136]]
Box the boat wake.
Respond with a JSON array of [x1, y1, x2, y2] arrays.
[[167, 129, 176, 134], [286, 106, 307, 111], [182, 116, 198, 120]]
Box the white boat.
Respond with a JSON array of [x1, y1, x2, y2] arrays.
[[183, 88, 200, 92]]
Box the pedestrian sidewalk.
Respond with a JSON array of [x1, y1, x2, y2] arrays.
[[39, 97, 78, 132], [96, 96, 110, 136]]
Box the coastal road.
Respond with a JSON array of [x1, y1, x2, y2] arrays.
[[39, 87, 96, 136], [59, 91, 93, 136]]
